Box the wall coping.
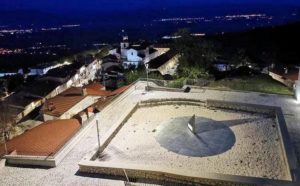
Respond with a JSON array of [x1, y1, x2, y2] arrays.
[[79, 160, 297, 186]]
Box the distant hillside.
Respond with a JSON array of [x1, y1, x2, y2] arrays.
[[213, 21, 300, 66]]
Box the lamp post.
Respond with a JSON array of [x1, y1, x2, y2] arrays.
[[102, 73, 108, 88], [145, 63, 149, 91], [3, 131, 7, 155], [96, 120, 100, 152]]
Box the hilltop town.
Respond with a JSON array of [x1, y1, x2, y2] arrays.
[[1, 26, 300, 185]]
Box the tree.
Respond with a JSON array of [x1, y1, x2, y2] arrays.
[[7, 75, 24, 92], [174, 28, 218, 76], [231, 49, 252, 67], [260, 49, 279, 67], [94, 47, 110, 60]]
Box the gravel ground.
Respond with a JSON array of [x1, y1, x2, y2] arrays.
[[100, 105, 290, 180]]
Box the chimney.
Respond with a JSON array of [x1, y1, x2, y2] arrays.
[[82, 88, 88, 96], [47, 102, 55, 111]]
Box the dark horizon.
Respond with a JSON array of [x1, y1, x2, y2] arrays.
[[1, 0, 300, 13], [1, 0, 300, 58]]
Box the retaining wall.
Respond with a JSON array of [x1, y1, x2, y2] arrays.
[[79, 161, 298, 186], [5, 155, 56, 167], [146, 86, 184, 93], [206, 99, 276, 115]]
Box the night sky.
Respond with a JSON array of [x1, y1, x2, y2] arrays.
[[0, 0, 300, 41], [1, 0, 300, 12]]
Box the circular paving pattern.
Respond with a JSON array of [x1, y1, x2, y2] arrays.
[[154, 116, 236, 157]]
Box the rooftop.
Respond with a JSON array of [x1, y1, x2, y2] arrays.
[[270, 68, 299, 81], [102, 54, 119, 63], [5, 91, 40, 108], [43, 87, 88, 117], [127, 41, 152, 51], [22, 79, 62, 97], [0, 119, 80, 156], [149, 48, 158, 55], [83, 83, 111, 97], [110, 85, 130, 95], [43, 84, 130, 117], [148, 50, 178, 69], [3, 78, 62, 109], [45, 60, 92, 79]]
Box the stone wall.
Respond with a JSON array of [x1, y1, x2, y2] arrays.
[[146, 86, 185, 93], [5, 155, 56, 167], [79, 161, 295, 186], [269, 71, 294, 88], [206, 99, 276, 115]]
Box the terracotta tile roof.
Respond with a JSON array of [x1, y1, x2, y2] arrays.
[[285, 72, 299, 81], [42, 84, 130, 117], [86, 89, 111, 97], [83, 83, 105, 91], [84, 83, 114, 96], [81, 85, 131, 113], [84, 83, 130, 97], [148, 50, 178, 69], [43, 87, 86, 117], [110, 85, 131, 96], [270, 69, 299, 81], [0, 119, 80, 157]]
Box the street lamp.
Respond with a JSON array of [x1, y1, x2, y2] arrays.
[[102, 73, 108, 88], [145, 63, 149, 91], [96, 120, 101, 152]]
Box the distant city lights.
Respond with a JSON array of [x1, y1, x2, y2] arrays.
[[155, 14, 273, 23]]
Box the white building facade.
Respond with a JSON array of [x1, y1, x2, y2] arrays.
[[110, 37, 159, 69]]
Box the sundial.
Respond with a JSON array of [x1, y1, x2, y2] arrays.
[[154, 115, 236, 157]]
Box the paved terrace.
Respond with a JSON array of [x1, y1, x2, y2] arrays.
[[0, 81, 300, 185]]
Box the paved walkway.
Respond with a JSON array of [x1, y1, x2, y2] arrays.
[[0, 81, 299, 185]]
